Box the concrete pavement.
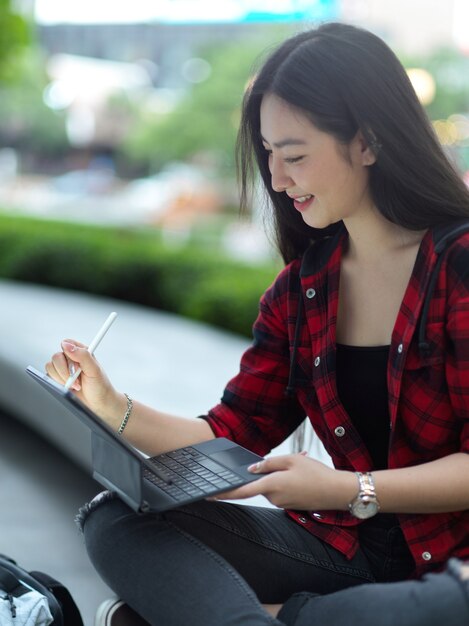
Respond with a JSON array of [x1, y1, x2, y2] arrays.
[[0, 408, 109, 626]]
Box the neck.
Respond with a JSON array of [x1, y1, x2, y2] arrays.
[[343, 207, 426, 263]]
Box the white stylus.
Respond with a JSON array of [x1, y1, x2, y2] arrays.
[[64, 312, 117, 390]]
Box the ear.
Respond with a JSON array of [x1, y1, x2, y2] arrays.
[[354, 130, 377, 166]]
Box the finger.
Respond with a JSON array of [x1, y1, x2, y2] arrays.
[[61, 342, 102, 378], [61, 340, 91, 389], [62, 338, 87, 349], [213, 479, 268, 501], [45, 360, 61, 383], [49, 351, 71, 382], [248, 454, 298, 474], [46, 353, 78, 390]]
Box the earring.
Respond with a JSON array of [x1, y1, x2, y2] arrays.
[[367, 129, 382, 155]]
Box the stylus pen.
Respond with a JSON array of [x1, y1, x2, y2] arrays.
[[64, 312, 118, 390]]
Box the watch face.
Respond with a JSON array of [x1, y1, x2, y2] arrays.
[[352, 496, 379, 519]]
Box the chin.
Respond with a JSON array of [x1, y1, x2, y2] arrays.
[[302, 214, 336, 230]]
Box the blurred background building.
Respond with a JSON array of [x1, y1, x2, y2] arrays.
[[342, 0, 469, 54], [1, 0, 469, 251]]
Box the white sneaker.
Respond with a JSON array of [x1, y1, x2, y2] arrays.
[[95, 599, 149, 626]]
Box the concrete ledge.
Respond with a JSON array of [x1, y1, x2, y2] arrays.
[[0, 279, 250, 470], [0, 354, 93, 468]]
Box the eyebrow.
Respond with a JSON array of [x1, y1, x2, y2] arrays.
[[260, 135, 308, 149]]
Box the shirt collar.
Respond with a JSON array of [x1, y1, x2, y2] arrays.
[[300, 223, 347, 277]]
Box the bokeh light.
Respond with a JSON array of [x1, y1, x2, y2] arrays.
[[407, 68, 436, 106]]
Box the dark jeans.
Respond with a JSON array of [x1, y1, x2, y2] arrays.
[[278, 558, 469, 626], [78, 491, 427, 625]]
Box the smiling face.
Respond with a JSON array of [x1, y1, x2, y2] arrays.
[[260, 93, 376, 229]]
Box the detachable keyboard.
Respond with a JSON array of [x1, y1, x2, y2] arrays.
[[143, 446, 247, 502]]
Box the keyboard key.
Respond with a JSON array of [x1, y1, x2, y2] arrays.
[[144, 446, 250, 501], [212, 480, 231, 489]]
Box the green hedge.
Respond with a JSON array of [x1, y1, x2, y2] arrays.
[[0, 213, 280, 337]]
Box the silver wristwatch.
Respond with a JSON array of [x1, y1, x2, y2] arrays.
[[348, 472, 380, 519]]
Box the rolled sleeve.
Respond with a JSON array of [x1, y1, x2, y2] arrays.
[[200, 265, 306, 456]]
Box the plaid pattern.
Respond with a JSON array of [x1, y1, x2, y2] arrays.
[[203, 225, 469, 576]]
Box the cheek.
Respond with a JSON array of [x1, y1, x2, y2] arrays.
[[322, 163, 356, 196], [295, 164, 318, 188]]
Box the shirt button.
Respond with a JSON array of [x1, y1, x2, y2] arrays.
[[397, 343, 403, 354], [312, 512, 323, 519], [306, 288, 316, 299], [422, 551, 432, 561], [314, 356, 321, 367], [334, 426, 346, 437], [298, 516, 308, 523]]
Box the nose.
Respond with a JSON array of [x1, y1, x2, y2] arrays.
[[269, 155, 292, 193]]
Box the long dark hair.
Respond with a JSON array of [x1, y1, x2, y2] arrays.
[[237, 22, 469, 264]]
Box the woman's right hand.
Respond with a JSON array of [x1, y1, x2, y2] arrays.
[[45, 339, 126, 430]]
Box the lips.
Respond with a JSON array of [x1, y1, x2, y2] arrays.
[[291, 194, 315, 212]]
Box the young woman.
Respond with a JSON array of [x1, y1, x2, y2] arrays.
[[47, 22, 469, 626]]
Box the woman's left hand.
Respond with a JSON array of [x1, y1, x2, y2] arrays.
[[214, 452, 351, 511]]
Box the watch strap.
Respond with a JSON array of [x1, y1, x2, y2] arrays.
[[348, 471, 380, 519], [357, 471, 376, 497]]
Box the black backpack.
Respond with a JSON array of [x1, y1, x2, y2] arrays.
[[0, 554, 83, 626], [417, 220, 469, 356]]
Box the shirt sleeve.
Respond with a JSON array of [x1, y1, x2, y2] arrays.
[[200, 262, 307, 456], [445, 238, 469, 454]]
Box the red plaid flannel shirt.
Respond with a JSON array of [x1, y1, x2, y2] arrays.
[[202, 225, 469, 576]]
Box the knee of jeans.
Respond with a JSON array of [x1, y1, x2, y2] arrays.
[[448, 558, 469, 595], [75, 490, 118, 532], [278, 592, 319, 625]]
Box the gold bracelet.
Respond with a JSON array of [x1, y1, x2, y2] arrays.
[[117, 393, 133, 435]]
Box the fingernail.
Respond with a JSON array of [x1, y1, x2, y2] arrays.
[[62, 341, 76, 353], [248, 462, 261, 472]]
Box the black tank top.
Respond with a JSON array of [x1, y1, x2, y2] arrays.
[[336, 344, 390, 470]]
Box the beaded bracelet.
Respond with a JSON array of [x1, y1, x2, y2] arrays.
[[117, 393, 133, 435]]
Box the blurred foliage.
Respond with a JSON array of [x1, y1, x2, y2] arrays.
[[118, 29, 291, 175], [2, 16, 468, 176], [0, 0, 29, 81], [0, 0, 68, 155], [401, 47, 469, 120], [0, 213, 280, 337], [120, 37, 469, 177], [0, 49, 69, 154]]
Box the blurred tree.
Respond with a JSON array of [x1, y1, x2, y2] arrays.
[[401, 47, 469, 120], [425, 49, 469, 120], [118, 29, 291, 176], [0, 49, 69, 156], [0, 0, 29, 81], [0, 1, 68, 159]]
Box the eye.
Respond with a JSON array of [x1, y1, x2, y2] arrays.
[[284, 156, 304, 164]]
